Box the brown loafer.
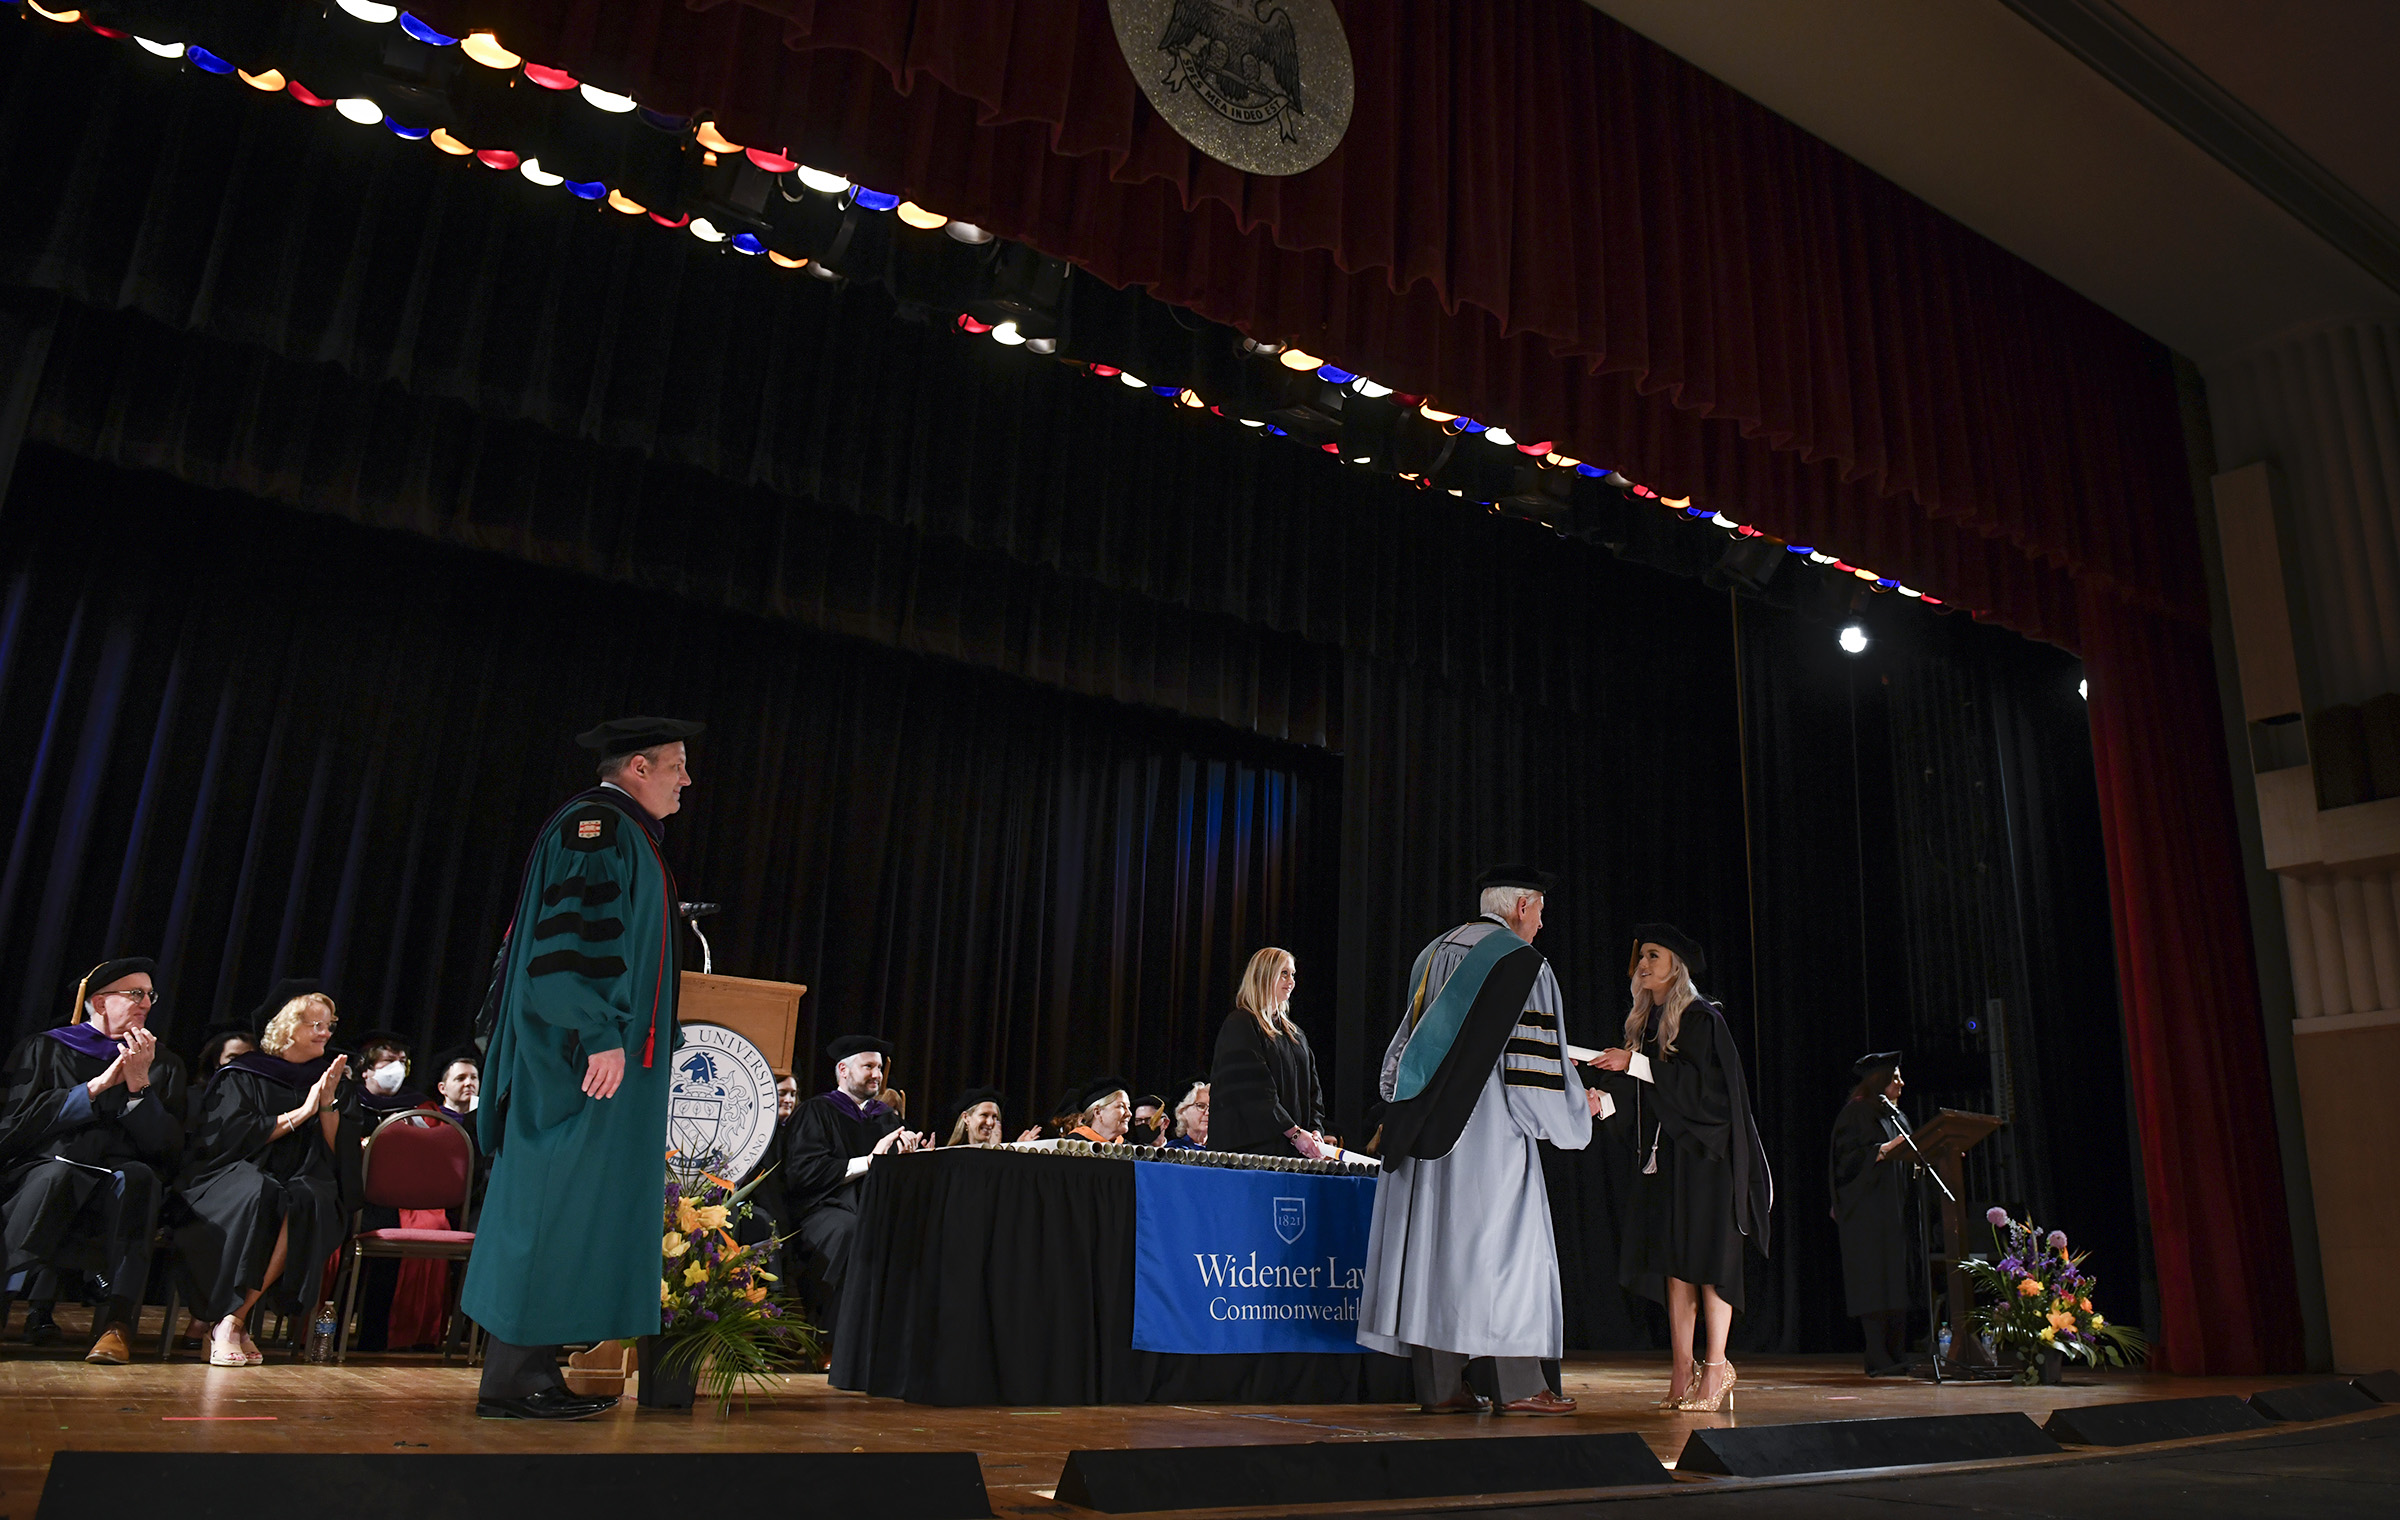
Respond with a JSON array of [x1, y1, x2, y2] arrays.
[[1500, 1389, 1577, 1416], [85, 1328, 131, 1365], [1419, 1384, 1489, 1414]]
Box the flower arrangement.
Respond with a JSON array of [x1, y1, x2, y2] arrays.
[[1963, 1207, 2147, 1384], [654, 1165, 817, 1412]]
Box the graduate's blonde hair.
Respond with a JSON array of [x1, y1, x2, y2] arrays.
[[1235, 948, 1299, 1039], [1621, 948, 1699, 1057], [259, 993, 338, 1056]]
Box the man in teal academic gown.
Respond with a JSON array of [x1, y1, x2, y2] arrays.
[[461, 717, 699, 1419]]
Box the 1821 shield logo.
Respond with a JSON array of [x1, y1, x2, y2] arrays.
[[1110, 0, 1353, 177], [666, 1023, 779, 1183], [1272, 1196, 1306, 1244]]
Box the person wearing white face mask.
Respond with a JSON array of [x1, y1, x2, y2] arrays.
[[351, 1032, 429, 1121]]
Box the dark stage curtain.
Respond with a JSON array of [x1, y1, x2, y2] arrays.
[[0, 448, 1339, 1132]]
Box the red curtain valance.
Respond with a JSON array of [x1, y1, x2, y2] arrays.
[[398, 0, 2201, 643]]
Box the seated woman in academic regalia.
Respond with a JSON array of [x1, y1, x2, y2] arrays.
[[1064, 1079, 1134, 1143], [1585, 925, 1772, 1415], [0, 957, 188, 1363], [172, 985, 358, 1366], [1164, 1080, 1210, 1150], [185, 1026, 257, 1130], [1830, 1051, 1917, 1375]]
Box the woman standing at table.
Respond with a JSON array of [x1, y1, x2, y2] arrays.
[[1208, 948, 1327, 1158], [1585, 924, 1770, 1414]]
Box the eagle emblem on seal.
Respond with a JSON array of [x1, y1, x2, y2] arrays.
[[1154, 0, 1306, 142]]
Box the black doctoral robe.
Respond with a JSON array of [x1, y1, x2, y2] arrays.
[[0, 1031, 187, 1310], [1830, 1098, 1913, 1316], [1592, 996, 1771, 1310], [1208, 1011, 1325, 1155], [171, 1055, 360, 1323], [780, 1092, 901, 1326]]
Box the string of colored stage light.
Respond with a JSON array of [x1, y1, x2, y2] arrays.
[[15, 1, 1944, 609]]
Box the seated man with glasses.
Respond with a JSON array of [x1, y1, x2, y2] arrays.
[[0, 957, 189, 1364]]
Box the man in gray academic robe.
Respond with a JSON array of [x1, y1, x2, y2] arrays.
[[1358, 866, 1601, 1414]]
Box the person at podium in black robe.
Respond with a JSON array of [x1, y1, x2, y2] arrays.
[[0, 957, 187, 1364], [780, 1036, 922, 1330], [172, 983, 358, 1367], [1585, 924, 1771, 1414], [1208, 947, 1329, 1157], [1830, 1051, 1916, 1375]]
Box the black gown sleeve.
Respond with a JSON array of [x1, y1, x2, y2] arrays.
[[1829, 1101, 1891, 1220], [0, 1037, 84, 1167], [1211, 1013, 1298, 1148], [1302, 1031, 1325, 1134], [113, 1052, 188, 1169], [1643, 1006, 1734, 1162], [780, 1101, 857, 1215]]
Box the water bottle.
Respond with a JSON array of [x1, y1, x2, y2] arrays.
[[1937, 1327, 1951, 1361], [306, 1301, 338, 1363]]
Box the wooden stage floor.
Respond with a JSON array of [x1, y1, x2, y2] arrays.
[[0, 1308, 2362, 1518]]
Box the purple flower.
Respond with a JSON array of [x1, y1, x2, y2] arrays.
[[1986, 1206, 2009, 1227], [1999, 1256, 2023, 1276], [2047, 1230, 2068, 1250], [701, 1309, 718, 1322]]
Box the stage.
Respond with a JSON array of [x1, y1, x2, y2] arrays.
[[4, 1311, 2389, 1518]]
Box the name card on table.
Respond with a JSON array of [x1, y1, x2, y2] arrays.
[[1131, 1162, 1378, 1354]]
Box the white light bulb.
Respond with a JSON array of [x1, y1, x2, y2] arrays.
[[337, 0, 399, 21], [579, 83, 637, 113], [1025, 337, 1057, 355], [1711, 512, 1738, 529], [1350, 378, 1393, 399], [1483, 426, 1515, 446], [688, 217, 726, 242], [1118, 372, 1146, 388], [796, 166, 850, 195], [1238, 418, 1265, 428], [136, 38, 186, 58], [1808, 552, 1837, 566], [944, 221, 994, 245], [991, 321, 1026, 346], [334, 97, 385, 125], [1839, 625, 1869, 655], [2079, 679, 2089, 700], [1897, 585, 1923, 599], [518, 158, 565, 186]]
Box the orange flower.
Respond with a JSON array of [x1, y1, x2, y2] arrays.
[[2079, 1298, 2093, 1313], [2017, 1278, 2043, 1297], [2046, 1309, 2077, 1333]]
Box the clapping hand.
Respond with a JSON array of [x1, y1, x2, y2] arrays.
[[1015, 1126, 1043, 1143], [311, 1054, 350, 1112], [871, 1126, 928, 1156], [118, 1026, 157, 1090]]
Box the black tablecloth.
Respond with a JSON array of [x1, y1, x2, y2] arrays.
[[829, 1148, 1412, 1405]]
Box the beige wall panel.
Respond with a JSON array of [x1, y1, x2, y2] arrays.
[[2293, 1021, 2400, 1371]]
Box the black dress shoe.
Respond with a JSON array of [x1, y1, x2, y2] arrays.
[[1419, 1383, 1489, 1414], [476, 1387, 620, 1420], [24, 1310, 60, 1346]]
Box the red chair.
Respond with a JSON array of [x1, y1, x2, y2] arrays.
[[334, 1108, 478, 1364]]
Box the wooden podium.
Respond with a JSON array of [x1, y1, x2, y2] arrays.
[[1910, 1108, 2003, 1370], [678, 972, 807, 1075]]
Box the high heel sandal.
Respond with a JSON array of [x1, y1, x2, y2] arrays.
[[1681, 1360, 1736, 1414], [208, 1325, 249, 1368], [1653, 1383, 1690, 1411]]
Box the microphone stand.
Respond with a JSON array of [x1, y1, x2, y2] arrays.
[[1885, 1096, 1953, 1384], [680, 902, 721, 975]]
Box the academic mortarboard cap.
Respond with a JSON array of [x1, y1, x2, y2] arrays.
[[1852, 1050, 1903, 1081], [945, 1086, 1005, 1127], [1476, 862, 1556, 895], [1626, 923, 1707, 978], [244, 978, 328, 1036], [1075, 1075, 1132, 1112], [824, 1033, 892, 1064], [574, 716, 705, 761], [70, 956, 157, 1021]]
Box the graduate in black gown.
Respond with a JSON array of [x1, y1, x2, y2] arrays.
[[346, 1028, 436, 1352], [1830, 1051, 1916, 1374], [172, 984, 358, 1366], [1208, 947, 1329, 1157], [0, 957, 187, 1363], [1586, 925, 1771, 1414], [780, 1036, 918, 1329]]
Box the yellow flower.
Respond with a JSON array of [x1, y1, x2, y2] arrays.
[[682, 1260, 709, 1287], [2091, 1314, 2106, 1328], [2017, 1279, 2043, 1297], [660, 1280, 672, 1306], [693, 1204, 730, 1231], [662, 1231, 689, 1259], [2039, 1326, 2058, 1344], [676, 1197, 703, 1235]]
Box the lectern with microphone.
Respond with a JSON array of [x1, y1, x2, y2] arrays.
[[674, 901, 805, 1075]]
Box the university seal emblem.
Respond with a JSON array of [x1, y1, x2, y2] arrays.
[[1272, 1196, 1306, 1244], [1109, 0, 1353, 177], [666, 1023, 779, 1183]]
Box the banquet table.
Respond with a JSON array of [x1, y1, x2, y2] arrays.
[[829, 1147, 1412, 1406]]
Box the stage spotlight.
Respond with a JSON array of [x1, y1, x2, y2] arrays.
[[135, 39, 186, 60], [338, 1, 399, 21], [2079, 678, 2088, 701], [462, 32, 520, 68], [1278, 349, 1322, 371], [581, 84, 638, 113], [1839, 624, 1869, 655], [335, 97, 385, 125], [945, 221, 994, 244], [796, 166, 850, 194]]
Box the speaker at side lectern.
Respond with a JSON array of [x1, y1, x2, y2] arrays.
[[679, 971, 805, 1076]]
